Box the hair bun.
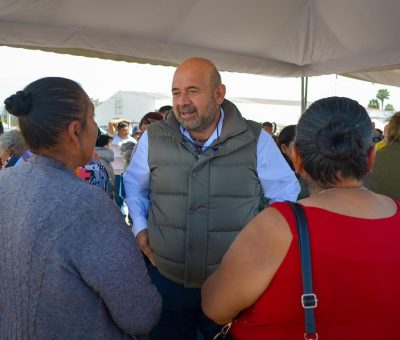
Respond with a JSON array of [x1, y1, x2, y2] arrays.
[[4, 90, 32, 117], [316, 119, 362, 161]]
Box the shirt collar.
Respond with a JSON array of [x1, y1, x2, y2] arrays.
[[180, 107, 225, 149]]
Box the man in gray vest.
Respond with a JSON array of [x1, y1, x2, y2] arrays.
[[124, 57, 300, 339]]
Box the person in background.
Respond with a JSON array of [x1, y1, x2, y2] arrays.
[[120, 141, 136, 172], [95, 131, 115, 197], [0, 129, 27, 169], [277, 124, 296, 166], [107, 117, 132, 137], [119, 111, 164, 223], [277, 124, 309, 199], [134, 130, 142, 141], [367, 111, 400, 200], [119, 139, 140, 223], [111, 121, 136, 146], [262, 121, 278, 143], [262, 121, 274, 135], [124, 57, 299, 340], [110, 121, 136, 177], [372, 127, 384, 145], [202, 97, 400, 339], [122, 112, 164, 171], [77, 133, 111, 195], [375, 124, 388, 151], [76, 152, 110, 194], [158, 105, 172, 118], [0, 77, 161, 339], [94, 131, 115, 199], [139, 111, 164, 133]]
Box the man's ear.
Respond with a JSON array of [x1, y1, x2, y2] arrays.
[[67, 120, 82, 149], [215, 84, 226, 105], [366, 146, 376, 173], [292, 147, 305, 176]]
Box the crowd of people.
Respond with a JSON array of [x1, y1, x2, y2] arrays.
[[0, 57, 399, 340]]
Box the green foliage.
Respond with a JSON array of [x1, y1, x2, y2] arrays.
[[1, 106, 6, 121], [376, 88, 390, 110], [1, 106, 18, 128], [384, 103, 394, 112], [368, 99, 380, 109], [90, 97, 102, 107]]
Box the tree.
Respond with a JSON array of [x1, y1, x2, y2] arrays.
[[368, 99, 380, 109], [384, 103, 394, 112], [90, 97, 102, 107], [1, 106, 18, 128], [376, 88, 390, 110], [0, 105, 6, 122]]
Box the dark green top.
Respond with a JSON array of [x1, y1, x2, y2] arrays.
[[367, 142, 400, 200]]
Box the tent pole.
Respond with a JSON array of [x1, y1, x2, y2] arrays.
[[305, 76, 308, 112], [301, 76, 308, 114]]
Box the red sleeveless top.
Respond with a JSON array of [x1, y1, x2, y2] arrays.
[[231, 200, 400, 339]]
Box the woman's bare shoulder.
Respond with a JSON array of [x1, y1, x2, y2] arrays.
[[233, 206, 293, 269]]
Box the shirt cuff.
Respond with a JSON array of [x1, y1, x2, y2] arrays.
[[132, 216, 148, 237]]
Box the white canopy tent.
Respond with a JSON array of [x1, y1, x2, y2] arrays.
[[1, 0, 400, 86]]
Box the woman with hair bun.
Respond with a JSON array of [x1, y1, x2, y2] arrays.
[[277, 124, 309, 199], [367, 111, 400, 200], [202, 97, 400, 339], [0, 77, 161, 339]]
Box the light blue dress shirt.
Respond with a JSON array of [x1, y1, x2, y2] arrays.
[[124, 109, 300, 236]]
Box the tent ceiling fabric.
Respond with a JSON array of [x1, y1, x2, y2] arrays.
[[1, 0, 400, 85]]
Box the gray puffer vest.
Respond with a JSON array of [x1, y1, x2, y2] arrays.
[[147, 99, 262, 287]]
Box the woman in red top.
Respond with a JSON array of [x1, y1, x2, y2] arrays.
[[202, 96, 400, 339]]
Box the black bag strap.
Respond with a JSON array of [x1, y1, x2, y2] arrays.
[[288, 202, 318, 340]]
